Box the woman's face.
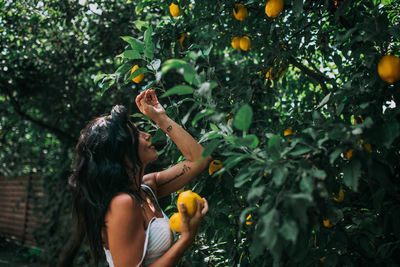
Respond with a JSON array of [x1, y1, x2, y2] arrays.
[[137, 129, 158, 165]]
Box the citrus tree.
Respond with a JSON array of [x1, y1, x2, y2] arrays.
[[97, 0, 400, 266], [2, 0, 400, 266]]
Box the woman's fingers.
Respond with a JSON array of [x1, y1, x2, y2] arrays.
[[180, 203, 189, 223], [200, 198, 208, 217]]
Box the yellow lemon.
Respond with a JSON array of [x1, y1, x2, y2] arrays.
[[265, 67, 285, 80], [169, 3, 181, 18], [178, 33, 188, 49], [333, 189, 344, 202], [364, 143, 372, 152], [378, 55, 400, 83], [177, 190, 204, 216], [265, 0, 284, 18], [283, 127, 295, 136], [209, 159, 223, 177], [345, 149, 354, 160], [323, 219, 333, 228], [245, 214, 253, 225], [130, 65, 144, 83], [231, 37, 241, 50], [239, 36, 251, 51], [169, 212, 181, 232], [233, 4, 247, 21]]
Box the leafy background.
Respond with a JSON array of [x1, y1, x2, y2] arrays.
[[1, 0, 400, 266]]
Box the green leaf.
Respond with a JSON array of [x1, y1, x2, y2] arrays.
[[134, 20, 148, 31], [192, 109, 214, 126], [93, 73, 107, 84], [279, 219, 298, 243], [268, 135, 281, 161], [202, 139, 221, 158], [273, 167, 288, 186], [236, 135, 259, 149], [343, 159, 362, 191], [183, 64, 196, 84], [330, 148, 342, 164], [289, 145, 311, 156], [160, 85, 194, 98], [144, 26, 154, 59], [125, 67, 147, 83], [122, 50, 141, 59], [161, 59, 187, 74], [210, 123, 219, 132], [120, 36, 144, 53], [233, 104, 253, 131]]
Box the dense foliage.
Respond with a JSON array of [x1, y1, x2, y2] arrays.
[[1, 0, 400, 266]]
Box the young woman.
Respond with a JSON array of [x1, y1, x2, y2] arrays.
[[70, 89, 211, 267]]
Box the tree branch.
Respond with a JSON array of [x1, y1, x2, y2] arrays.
[[0, 85, 76, 143], [288, 57, 331, 96]]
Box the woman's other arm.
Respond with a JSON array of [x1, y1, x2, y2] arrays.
[[106, 195, 208, 267]]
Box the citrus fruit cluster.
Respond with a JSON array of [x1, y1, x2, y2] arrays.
[[231, 36, 251, 51], [169, 190, 204, 232]]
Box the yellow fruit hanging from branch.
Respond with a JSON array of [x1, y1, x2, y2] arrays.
[[231, 37, 241, 50], [130, 65, 144, 83], [239, 36, 251, 51], [233, 4, 247, 21], [265, 0, 284, 18], [378, 55, 400, 83], [169, 3, 181, 18]]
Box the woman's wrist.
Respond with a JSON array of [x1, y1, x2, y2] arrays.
[[179, 233, 194, 248], [153, 113, 169, 126]]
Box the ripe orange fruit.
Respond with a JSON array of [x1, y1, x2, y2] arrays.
[[239, 36, 251, 51], [209, 159, 223, 178], [323, 219, 333, 228], [333, 189, 344, 202], [283, 127, 295, 136], [169, 212, 181, 232], [231, 37, 241, 50], [378, 55, 400, 83], [178, 33, 188, 49], [265, 67, 285, 80], [364, 143, 372, 152], [169, 3, 181, 18], [265, 0, 284, 18], [345, 149, 354, 160], [233, 4, 247, 21], [131, 65, 144, 83], [245, 214, 253, 225], [177, 190, 204, 216]]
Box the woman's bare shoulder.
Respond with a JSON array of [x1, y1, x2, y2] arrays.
[[106, 193, 144, 224]]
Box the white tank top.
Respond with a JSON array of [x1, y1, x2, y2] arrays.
[[104, 184, 174, 267]]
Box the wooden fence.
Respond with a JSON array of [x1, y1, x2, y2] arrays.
[[0, 175, 44, 247]]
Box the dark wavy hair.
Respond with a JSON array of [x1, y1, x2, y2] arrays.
[[70, 105, 143, 263]]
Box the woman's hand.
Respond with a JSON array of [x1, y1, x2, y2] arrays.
[[135, 89, 166, 122], [179, 198, 209, 244]]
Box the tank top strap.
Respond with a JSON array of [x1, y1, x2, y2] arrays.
[[136, 216, 156, 267], [141, 184, 162, 212]]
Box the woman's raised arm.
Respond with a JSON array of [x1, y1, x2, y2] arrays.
[[136, 89, 211, 198]]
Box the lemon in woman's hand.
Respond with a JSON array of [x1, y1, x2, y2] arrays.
[[177, 190, 204, 216], [169, 212, 181, 232]]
